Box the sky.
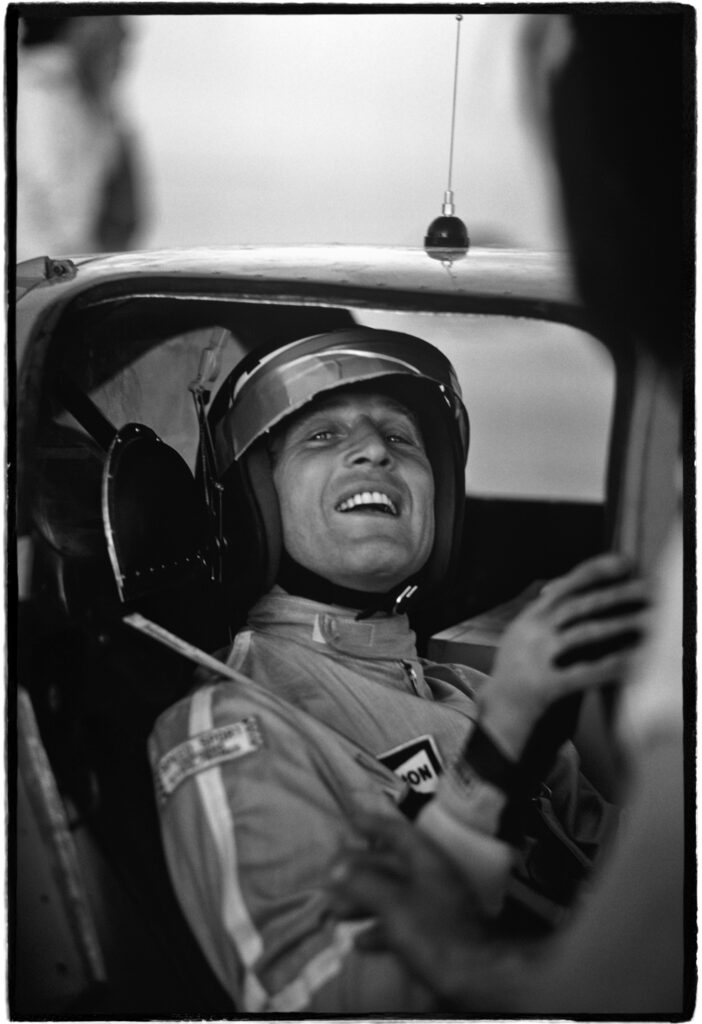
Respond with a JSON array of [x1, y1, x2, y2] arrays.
[[119, 11, 568, 251]]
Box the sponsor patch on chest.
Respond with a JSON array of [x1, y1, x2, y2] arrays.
[[155, 717, 263, 803], [377, 734, 444, 794]]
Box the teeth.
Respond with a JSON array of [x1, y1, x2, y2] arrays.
[[336, 491, 398, 515]]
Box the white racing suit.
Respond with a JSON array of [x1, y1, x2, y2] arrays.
[[149, 588, 610, 1012]]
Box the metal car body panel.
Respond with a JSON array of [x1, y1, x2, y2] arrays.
[[15, 245, 588, 372], [17, 244, 581, 302]]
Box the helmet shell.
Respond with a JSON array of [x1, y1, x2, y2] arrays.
[[210, 328, 469, 611]]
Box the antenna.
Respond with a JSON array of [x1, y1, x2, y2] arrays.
[[424, 14, 469, 256], [446, 13, 462, 206]]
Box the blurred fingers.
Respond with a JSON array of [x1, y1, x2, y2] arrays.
[[349, 809, 420, 857], [554, 578, 650, 629], [557, 650, 640, 692], [330, 857, 407, 918], [331, 846, 409, 886], [556, 611, 647, 653], [537, 553, 635, 608]]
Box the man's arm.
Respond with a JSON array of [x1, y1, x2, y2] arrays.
[[330, 735, 683, 1015], [413, 554, 647, 913], [330, 541, 684, 1014], [149, 680, 441, 1014]]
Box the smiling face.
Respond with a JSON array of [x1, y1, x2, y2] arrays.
[[270, 389, 435, 593]]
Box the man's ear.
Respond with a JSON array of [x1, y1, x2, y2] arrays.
[[246, 441, 283, 595]]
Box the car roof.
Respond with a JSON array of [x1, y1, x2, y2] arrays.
[[17, 243, 576, 294], [16, 242, 582, 315], [15, 246, 594, 385]]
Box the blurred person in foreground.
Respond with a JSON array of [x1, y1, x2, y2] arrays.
[[16, 13, 144, 261], [331, 11, 690, 1015]]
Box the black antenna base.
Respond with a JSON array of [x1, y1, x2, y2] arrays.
[[424, 214, 470, 257]]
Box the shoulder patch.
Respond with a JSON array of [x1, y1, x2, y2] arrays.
[[155, 717, 263, 803], [377, 734, 443, 795]]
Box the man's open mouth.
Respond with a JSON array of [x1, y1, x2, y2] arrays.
[[335, 491, 399, 516]]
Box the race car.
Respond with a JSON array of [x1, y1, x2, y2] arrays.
[[12, 244, 681, 1017]]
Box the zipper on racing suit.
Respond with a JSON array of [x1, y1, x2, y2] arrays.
[[401, 660, 421, 694]]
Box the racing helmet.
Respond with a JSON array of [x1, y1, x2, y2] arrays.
[[209, 327, 469, 612]]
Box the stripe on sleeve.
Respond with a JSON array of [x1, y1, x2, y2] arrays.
[[189, 686, 371, 1012], [268, 919, 373, 1011], [189, 686, 269, 1010]]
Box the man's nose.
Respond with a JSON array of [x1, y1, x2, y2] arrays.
[[344, 422, 393, 466]]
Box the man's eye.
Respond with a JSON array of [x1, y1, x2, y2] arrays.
[[309, 429, 336, 441], [386, 432, 414, 446]]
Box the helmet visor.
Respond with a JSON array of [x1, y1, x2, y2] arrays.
[[215, 329, 468, 472]]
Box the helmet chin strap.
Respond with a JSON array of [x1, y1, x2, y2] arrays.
[[276, 549, 421, 619]]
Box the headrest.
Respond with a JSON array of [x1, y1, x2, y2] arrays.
[[101, 422, 231, 659], [103, 423, 215, 604]]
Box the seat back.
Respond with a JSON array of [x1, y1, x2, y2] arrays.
[[102, 421, 229, 654]]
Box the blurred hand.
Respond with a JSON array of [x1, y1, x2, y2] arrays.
[[485, 553, 650, 759], [329, 810, 527, 1009]]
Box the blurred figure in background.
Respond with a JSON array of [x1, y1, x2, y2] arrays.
[[16, 13, 144, 261], [331, 11, 690, 1015]]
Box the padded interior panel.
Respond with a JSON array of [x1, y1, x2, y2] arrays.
[[414, 495, 606, 648]]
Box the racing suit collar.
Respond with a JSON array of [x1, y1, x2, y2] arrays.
[[275, 548, 420, 619], [247, 587, 419, 661]]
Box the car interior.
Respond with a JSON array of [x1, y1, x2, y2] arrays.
[[14, 284, 679, 1016]]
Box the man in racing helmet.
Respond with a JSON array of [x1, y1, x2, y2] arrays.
[[206, 326, 470, 623], [149, 328, 647, 1013]]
